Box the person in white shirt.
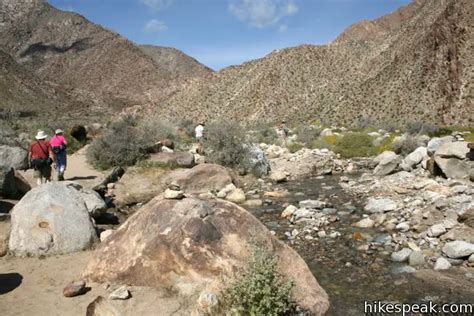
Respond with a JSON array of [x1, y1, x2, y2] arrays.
[[195, 123, 204, 143]]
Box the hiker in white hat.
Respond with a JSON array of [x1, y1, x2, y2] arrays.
[[51, 129, 68, 181], [28, 130, 54, 186]]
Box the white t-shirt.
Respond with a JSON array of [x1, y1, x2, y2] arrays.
[[195, 125, 204, 138]]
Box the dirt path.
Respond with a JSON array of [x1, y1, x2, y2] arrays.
[[20, 145, 105, 189]]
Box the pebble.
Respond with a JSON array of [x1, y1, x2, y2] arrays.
[[164, 189, 184, 199], [392, 266, 416, 274], [396, 222, 410, 232], [434, 257, 451, 270], [408, 251, 425, 266], [109, 286, 130, 300], [427, 224, 446, 237], [391, 248, 412, 262], [63, 280, 87, 297], [354, 217, 375, 228]]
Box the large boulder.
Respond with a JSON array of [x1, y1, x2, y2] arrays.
[[9, 182, 98, 256], [435, 141, 469, 159], [427, 136, 454, 156], [432, 142, 473, 180], [400, 147, 427, 171], [434, 157, 472, 180], [164, 164, 234, 194], [0, 145, 28, 170], [83, 197, 329, 315], [70, 125, 87, 142], [373, 151, 401, 176], [148, 152, 195, 168], [442, 240, 474, 259], [247, 146, 270, 177], [0, 166, 17, 198]]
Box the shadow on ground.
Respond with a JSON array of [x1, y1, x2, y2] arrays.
[[0, 273, 23, 295]]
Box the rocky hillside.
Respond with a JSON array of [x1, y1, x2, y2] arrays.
[[139, 45, 212, 82], [0, 0, 212, 116], [158, 0, 473, 126]]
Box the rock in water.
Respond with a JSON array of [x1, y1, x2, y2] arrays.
[[373, 151, 401, 176], [364, 198, 397, 213], [82, 197, 330, 315], [434, 257, 451, 270], [408, 251, 425, 266], [9, 182, 98, 256], [63, 280, 87, 297], [225, 188, 246, 203], [391, 248, 412, 262], [442, 241, 474, 259], [0, 145, 28, 170]]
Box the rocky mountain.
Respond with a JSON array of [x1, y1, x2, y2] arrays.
[[158, 0, 473, 126], [139, 45, 212, 82], [0, 0, 212, 117]]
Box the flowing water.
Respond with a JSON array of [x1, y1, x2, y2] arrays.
[[247, 175, 473, 316]]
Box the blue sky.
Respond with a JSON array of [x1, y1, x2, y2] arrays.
[[48, 0, 411, 70]]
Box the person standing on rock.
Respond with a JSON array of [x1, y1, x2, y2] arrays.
[[195, 122, 205, 154], [51, 129, 68, 181], [28, 130, 54, 186]]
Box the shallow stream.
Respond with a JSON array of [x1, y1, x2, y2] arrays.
[[247, 175, 472, 316]]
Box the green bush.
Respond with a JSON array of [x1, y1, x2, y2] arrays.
[[335, 132, 377, 158], [87, 116, 150, 169], [221, 246, 294, 315], [204, 120, 250, 169], [295, 125, 321, 147], [64, 133, 86, 154], [251, 123, 279, 144], [287, 143, 304, 153]]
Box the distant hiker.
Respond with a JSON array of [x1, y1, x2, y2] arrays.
[[195, 122, 205, 154], [28, 130, 54, 186], [195, 122, 205, 143], [51, 129, 68, 181], [277, 120, 289, 145]]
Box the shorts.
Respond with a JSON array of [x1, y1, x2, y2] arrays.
[[33, 165, 52, 179]]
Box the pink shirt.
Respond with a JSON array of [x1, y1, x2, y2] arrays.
[[50, 135, 67, 147]]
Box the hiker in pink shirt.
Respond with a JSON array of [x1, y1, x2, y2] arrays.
[[51, 129, 68, 181]]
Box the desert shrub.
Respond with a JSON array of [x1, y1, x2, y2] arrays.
[[87, 116, 150, 169], [140, 116, 177, 142], [251, 123, 279, 144], [335, 132, 377, 158], [392, 135, 419, 155], [204, 120, 250, 169], [221, 246, 294, 315], [295, 125, 321, 147], [406, 122, 439, 136], [64, 133, 86, 154], [287, 143, 304, 153], [464, 133, 474, 142], [176, 118, 196, 138], [376, 134, 397, 154], [311, 135, 339, 150]]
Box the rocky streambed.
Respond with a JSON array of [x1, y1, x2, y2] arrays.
[[246, 174, 474, 316]]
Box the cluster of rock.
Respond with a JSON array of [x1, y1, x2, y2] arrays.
[[341, 167, 474, 273], [260, 143, 357, 180], [373, 136, 473, 181]]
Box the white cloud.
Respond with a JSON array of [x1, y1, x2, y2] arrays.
[[229, 0, 298, 28], [144, 19, 168, 32], [140, 0, 174, 11], [278, 24, 288, 32]]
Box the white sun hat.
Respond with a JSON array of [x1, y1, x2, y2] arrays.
[[55, 129, 64, 135], [35, 130, 48, 140]]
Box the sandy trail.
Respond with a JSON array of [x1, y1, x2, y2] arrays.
[[20, 146, 105, 189]]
